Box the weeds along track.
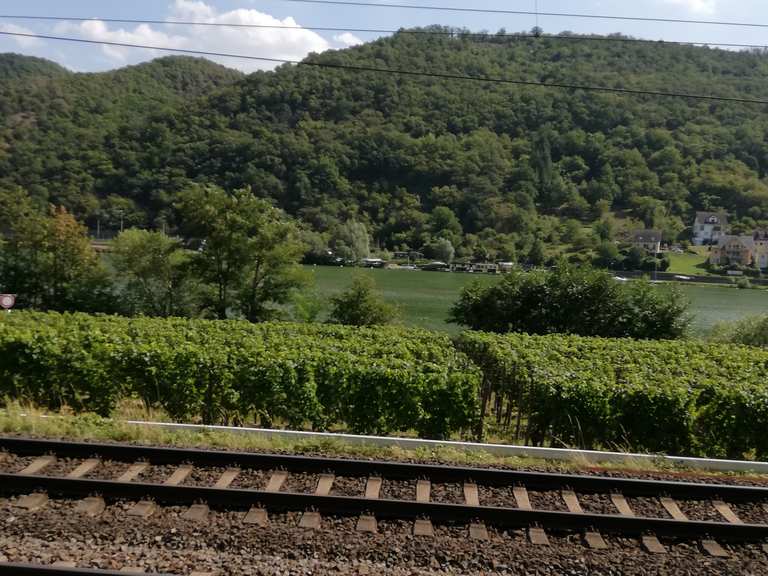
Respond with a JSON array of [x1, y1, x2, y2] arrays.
[[1, 436, 768, 565]]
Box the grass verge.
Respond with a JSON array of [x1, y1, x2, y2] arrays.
[[1, 403, 767, 481]]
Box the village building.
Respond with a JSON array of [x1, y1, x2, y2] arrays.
[[630, 230, 662, 254], [752, 230, 768, 269], [709, 235, 756, 267], [693, 211, 729, 246]]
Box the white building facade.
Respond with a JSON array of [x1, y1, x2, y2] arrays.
[[693, 212, 729, 246]]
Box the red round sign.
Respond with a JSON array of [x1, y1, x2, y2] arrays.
[[0, 294, 15, 310]]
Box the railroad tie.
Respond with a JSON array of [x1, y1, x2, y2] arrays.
[[560, 489, 583, 513], [612, 494, 666, 554], [123, 462, 156, 518], [15, 455, 57, 511], [186, 468, 240, 523], [712, 500, 743, 525], [413, 480, 434, 537], [214, 468, 240, 489], [701, 540, 730, 558], [512, 486, 548, 546], [15, 492, 48, 511], [67, 458, 100, 479], [609, 493, 634, 517], [163, 465, 193, 487], [244, 470, 287, 526], [265, 470, 288, 492], [127, 500, 157, 518], [659, 497, 688, 521], [641, 535, 667, 554], [63, 458, 103, 517], [658, 497, 729, 557], [356, 477, 381, 533], [513, 485, 532, 510], [528, 527, 550, 546], [75, 496, 106, 518], [19, 455, 55, 475], [299, 473, 334, 529], [463, 483, 488, 541], [116, 462, 149, 483], [561, 490, 607, 550]]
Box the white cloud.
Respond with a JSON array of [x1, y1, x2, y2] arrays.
[[661, 0, 717, 14], [54, 19, 186, 63], [334, 32, 364, 47], [54, 0, 331, 72], [0, 23, 45, 48]]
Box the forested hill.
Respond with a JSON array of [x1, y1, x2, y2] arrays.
[[3, 30, 768, 261]]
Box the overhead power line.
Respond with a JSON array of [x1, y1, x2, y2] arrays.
[[1, 30, 766, 105], [274, 0, 768, 29], [2, 14, 768, 50]]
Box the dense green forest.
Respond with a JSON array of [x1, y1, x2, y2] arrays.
[[3, 29, 768, 262]]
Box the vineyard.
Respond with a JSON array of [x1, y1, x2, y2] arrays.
[[456, 332, 768, 459], [1, 312, 768, 458], [0, 312, 480, 439]]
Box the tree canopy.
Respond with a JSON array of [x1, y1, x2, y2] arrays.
[[449, 262, 690, 339], [3, 31, 768, 261]]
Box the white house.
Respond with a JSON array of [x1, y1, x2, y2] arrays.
[[693, 212, 729, 246]]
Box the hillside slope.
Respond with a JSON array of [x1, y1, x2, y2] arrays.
[[2, 31, 768, 259]]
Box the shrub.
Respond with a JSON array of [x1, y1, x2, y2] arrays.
[[709, 315, 768, 348], [449, 262, 690, 339], [328, 274, 399, 326]]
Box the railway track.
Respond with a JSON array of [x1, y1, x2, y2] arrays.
[[1, 436, 767, 563]]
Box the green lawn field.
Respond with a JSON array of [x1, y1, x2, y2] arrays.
[[307, 265, 768, 335], [666, 251, 710, 276]]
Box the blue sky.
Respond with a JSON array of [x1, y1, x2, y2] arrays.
[[1, 0, 767, 73]]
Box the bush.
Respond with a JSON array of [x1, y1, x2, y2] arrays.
[[710, 315, 768, 348], [456, 331, 768, 458], [448, 262, 690, 339], [328, 275, 399, 326], [0, 312, 480, 439]]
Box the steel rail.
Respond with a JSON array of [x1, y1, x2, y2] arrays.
[[2, 474, 767, 541], [0, 564, 174, 576], [2, 436, 768, 501]]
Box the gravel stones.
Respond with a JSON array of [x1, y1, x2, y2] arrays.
[[1, 498, 767, 575], [283, 472, 319, 494], [429, 483, 464, 504], [330, 476, 365, 497], [677, 499, 724, 523], [381, 479, 415, 501]]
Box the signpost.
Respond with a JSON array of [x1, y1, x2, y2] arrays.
[[0, 294, 15, 312]]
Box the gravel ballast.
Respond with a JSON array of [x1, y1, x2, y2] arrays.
[[0, 497, 766, 575]]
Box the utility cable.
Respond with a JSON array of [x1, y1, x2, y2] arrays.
[[2, 15, 768, 50], [1, 30, 766, 105], [273, 0, 768, 29]]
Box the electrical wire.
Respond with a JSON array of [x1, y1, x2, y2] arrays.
[[273, 0, 768, 29], [1, 14, 768, 50], [1, 30, 766, 105]]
